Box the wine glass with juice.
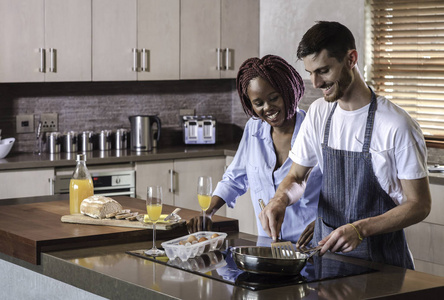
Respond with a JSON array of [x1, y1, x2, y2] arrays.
[[197, 176, 212, 231], [144, 185, 165, 256]]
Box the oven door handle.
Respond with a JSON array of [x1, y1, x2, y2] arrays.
[[94, 191, 134, 197]]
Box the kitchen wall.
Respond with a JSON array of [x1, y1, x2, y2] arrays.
[[0, 80, 235, 152], [260, 0, 366, 80]]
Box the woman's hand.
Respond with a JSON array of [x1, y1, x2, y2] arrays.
[[187, 195, 225, 233], [186, 215, 213, 233], [296, 220, 315, 248]]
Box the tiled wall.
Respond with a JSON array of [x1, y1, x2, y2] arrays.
[[0, 79, 321, 153]]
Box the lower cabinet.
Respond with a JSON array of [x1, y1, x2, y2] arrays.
[[135, 157, 226, 216], [223, 156, 256, 235], [405, 181, 444, 276], [0, 168, 54, 200]]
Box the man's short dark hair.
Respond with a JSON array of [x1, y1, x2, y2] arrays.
[[297, 21, 356, 62]]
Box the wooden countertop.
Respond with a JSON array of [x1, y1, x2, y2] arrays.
[[0, 195, 238, 265]]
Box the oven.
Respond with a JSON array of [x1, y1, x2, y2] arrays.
[[54, 169, 135, 198]]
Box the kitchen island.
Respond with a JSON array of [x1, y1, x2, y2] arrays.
[[1, 195, 444, 299]]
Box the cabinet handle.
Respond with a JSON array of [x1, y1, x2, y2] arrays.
[[225, 48, 230, 70], [49, 48, 57, 73], [39, 48, 46, 73], [48, 177, 54, 195], [169, 169, 175, 193], [132, 48, 139, 72], [141, 48, 149, 72], [216, 48, 221, 70]]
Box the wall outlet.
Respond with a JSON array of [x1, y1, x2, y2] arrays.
[[16, 114, 35, 133], [41, 113, 58, 132]]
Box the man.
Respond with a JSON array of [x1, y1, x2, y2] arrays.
[[259, 21, 431, 269]]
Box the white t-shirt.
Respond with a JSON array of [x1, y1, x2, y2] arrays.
[[289, 95, 428, 205]]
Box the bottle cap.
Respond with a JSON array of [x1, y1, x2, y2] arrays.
[[76, 154, 86, 162]]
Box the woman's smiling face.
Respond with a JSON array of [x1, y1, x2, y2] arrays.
[[247, 77, 287, 127]]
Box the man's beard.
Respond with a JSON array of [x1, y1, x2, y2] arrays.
[[323, 66, 353, 102]]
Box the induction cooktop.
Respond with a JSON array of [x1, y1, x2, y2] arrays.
[[127, 238, 377, 291]]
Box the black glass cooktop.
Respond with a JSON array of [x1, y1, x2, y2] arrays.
[[127, 238, 377, 291]]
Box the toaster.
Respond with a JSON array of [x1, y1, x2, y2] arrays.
[[182, 116, 216, 144]]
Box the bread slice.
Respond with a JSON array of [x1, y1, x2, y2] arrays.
[[80, 195, 123, 219]]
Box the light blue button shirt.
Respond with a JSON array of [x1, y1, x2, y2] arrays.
[[213, 110, 322, 242]]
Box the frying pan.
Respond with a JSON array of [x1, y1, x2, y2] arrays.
[[231, 246, 310, 276]]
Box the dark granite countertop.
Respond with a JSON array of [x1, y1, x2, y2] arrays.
[[2, 232, 444, 299], [0, 144, 238, 171]]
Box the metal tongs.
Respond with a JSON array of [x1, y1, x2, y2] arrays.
[[299, 245, 322, 258]]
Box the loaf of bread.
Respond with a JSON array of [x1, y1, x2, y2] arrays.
[[80, 195, 123, 219]]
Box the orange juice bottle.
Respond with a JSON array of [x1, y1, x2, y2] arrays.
[[69, 154, 94, 214]]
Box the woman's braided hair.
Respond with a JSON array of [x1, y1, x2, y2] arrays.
[[236, 55, 305, 120]]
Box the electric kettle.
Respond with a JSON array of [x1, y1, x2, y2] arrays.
[[129, 115, 161, 151]]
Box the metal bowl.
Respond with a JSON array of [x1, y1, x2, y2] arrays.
[[231, 246, 309, 276]]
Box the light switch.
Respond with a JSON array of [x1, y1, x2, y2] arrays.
[[16, 114, 35, 133]]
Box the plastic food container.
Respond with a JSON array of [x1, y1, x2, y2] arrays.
[[161, 231, 227, 261]]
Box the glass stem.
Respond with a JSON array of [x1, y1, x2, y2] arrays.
[[152, 223, 157, 250], [203, 210, 206, 231]]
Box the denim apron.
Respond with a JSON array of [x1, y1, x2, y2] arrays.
[[313, 89, 414, 269]]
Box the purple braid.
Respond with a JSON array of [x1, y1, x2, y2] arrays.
[[236, 55, 305, 120]]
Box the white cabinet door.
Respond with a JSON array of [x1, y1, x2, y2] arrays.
[[0, 168, 54, 199], [137, 0, 179, 81], [45, 0, 91, 81], [180, 0, 259, 80], [135, 160, 175, 206], [180, 0, 220, 80], [173, 157, 226, 215], [0, 0, 91, 83], [0, 0, 45, 82], [92, 0, 137, 81], [220, 0, 259, 79]]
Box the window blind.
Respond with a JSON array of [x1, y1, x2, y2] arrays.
[[370, 0, 444, 139]]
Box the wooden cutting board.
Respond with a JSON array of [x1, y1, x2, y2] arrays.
[[61, 214, 184, 230]]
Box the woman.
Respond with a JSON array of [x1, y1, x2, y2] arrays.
[[187, 55, 321, 243]]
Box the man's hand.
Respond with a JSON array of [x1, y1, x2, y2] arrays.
[[260, 163, 311, 240], [318, 223, 363, 255], [258, 197, 287, 241], [296, 220, 315, 248]]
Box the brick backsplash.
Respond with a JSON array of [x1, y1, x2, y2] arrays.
[[0, 79, 321, 154]]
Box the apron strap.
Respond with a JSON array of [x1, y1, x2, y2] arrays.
[[362, 87, 377, 153], [323, 102, 338, 146]]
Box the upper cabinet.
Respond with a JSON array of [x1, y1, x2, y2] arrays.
[[220, 0, 259, 79], [92, 0, 137, 81], [0, 0, 91, 83], [180, 0, 259, 80], [45, 0, 91, 82], [138, 0, 180, 81], [0, 0, 257, 83], [92, 0, 180, 81]]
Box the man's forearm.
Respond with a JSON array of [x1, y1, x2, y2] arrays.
[[273, 166, 308, 206]]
